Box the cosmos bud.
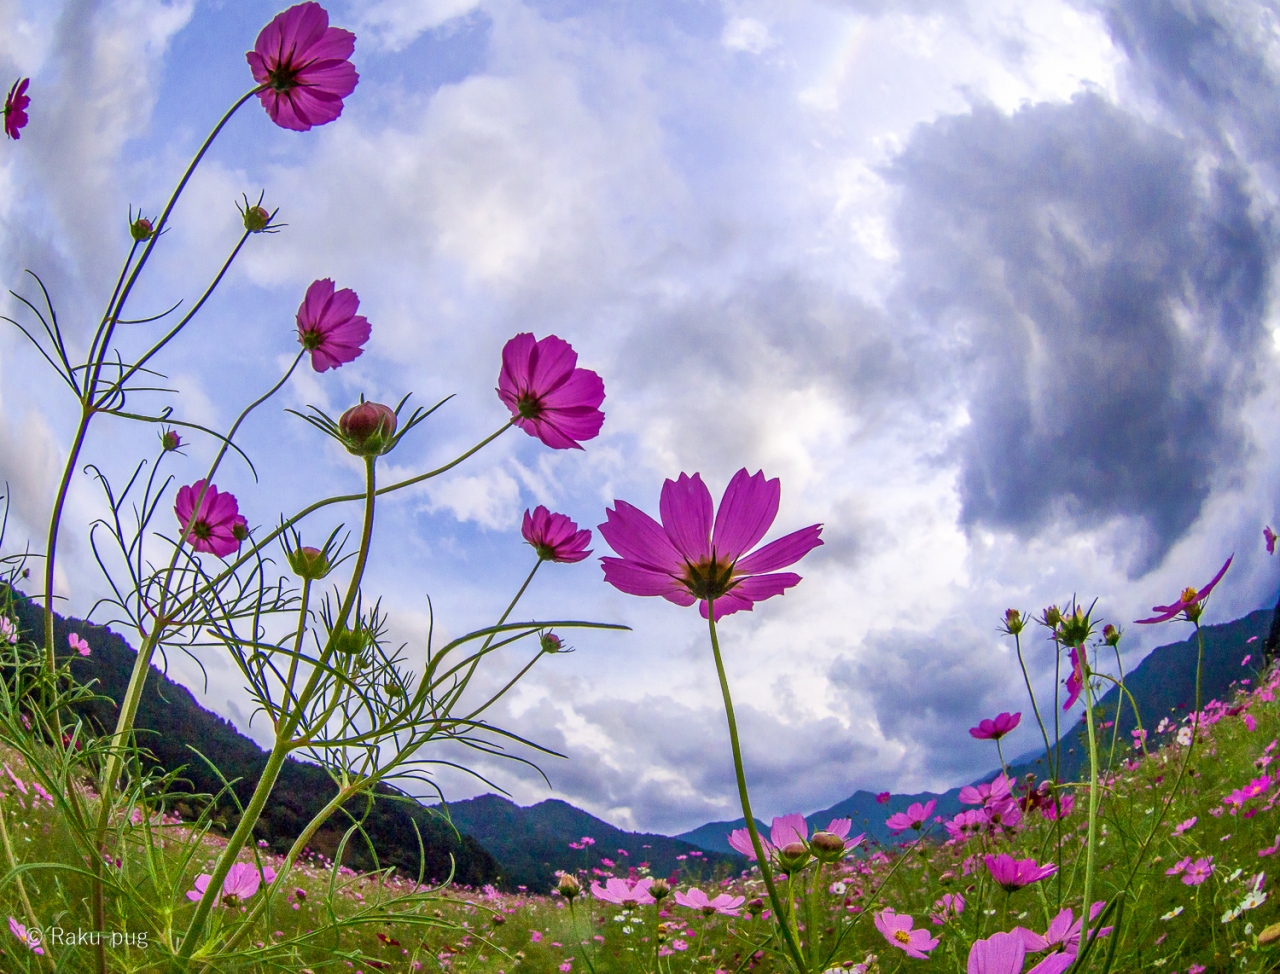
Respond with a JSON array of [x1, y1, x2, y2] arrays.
[[288, 545, 332, 581], [339, 401, 398, 457], [244, 205, 271, 232], [557, 873, 581, 900], [778, 841, 811, 873], [131, 216, 154, 241], [1002, 608, 1025, 635], [648, 878, 670, 901], [746, 897, 765, 917], [161, 428, 182, 451], [1041, 605, 1062, 630], [809, 830, 845, 863], [1102, 623, 1121, 647]]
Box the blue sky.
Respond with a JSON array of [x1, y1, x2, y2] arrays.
[[3, 0, 1280, 835]]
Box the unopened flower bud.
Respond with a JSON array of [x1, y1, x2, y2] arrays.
[[1041, 605, 1062, 630], [131, 216, 154, 241], [540, 632, 564, 654], [244, 204, 271, 233], [1058, 605, 1092, 647], [1102, 623, 1121, 647], [557, 873, 581, 900], [778, 840, 810, 873], [1002, 608, 1025, 635], [288, 545, 332, 581], [232, 521, 250, 543], [339, 401, 398, 457], [329, 625, 367, 656], [384, 682, 403, 697], [1260, 920, 1280, 944], [491, 913, 505, 926], [746, 897, 764, 917], [294, 887, 307, 902], [161, 428, 181, 451], [809, 830, 845, 863], [648, 878, 670, 901]]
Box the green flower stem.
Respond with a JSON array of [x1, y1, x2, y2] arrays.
[[279, 577, 313, 720], [0, 799, 52, 970], [176, 456, 378, 970], [807, 861, 824, 972], [1080, 644, 1101, 928], [995, 738, 1007, 778], [706, 606, 807, 974], [1013, 630, 1055, 783]]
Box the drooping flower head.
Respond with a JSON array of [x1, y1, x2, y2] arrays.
[[983, 853, 1057, 892], [969, 711, 1021, 740], [1136, 555, 1232, 625], [4, 78, 29, 140], [498, 333, 605, 450], [885, 800, 936, 835], [589, 876, 654, 908], [247, 3, 358, 131], [1063, 645, 1084, 711], [599, 469, 822, 621], [874, 909, 938, 959], [523, 506, 592, 563], [296, 278, 370, 372], [673, 887, 745, 916], [174, 481, 248, 558]]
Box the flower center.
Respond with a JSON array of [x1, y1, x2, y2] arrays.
[[299, 327, 324, 350], [268, 62, 300, 92], [190, 519, 212, 541], [679, 554, 738, 601], [516, 392, 543, 420], [894, 930, 911, 945]]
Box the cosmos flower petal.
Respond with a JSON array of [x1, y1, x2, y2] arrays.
[[599, 501, 683, 571], [600, 558, 692, 601], [712, 469, 780, 562], [660, 473, 714, 563], [734, 525, 823, 574], [769, 813, 808, 848]]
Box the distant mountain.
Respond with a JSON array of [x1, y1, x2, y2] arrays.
[[440, 794, 743, 892], [678, 607, 1273, 852], [7, 590, 501, 887]]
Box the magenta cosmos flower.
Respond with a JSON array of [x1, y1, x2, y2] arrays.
[[599, 469, 822, 622], [1016, 902, 1111, 955], [673, 887, 745, 916], [175, 481, 247, 557], [874, 909, 938, 959], [186, 863, 277, 905], [984, 853, 1057, 892], [1062, 645, 1084, 711], [247, 3, 358, 131], [727, 813, 854, 860], [1136, 555, 1232, 624], [498, 333, 605, 450], [967, 931, 1075, 974], [590, 876, 654, 907], [295, 278, 370, 372], [1267, 526, 1277, 555], [4, 78, 29, 140], [523, 506, 592, 563], [885, 799, 935, 835], [8, 916, 42, 955], [969, 711, 1021, 740]]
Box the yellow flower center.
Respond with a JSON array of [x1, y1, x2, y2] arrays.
[[894, 930, 911, 945]]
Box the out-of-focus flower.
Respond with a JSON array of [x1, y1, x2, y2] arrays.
[[1136, 555, 1232, 624], [8, 916, 42, 955], [523, 507, 592, 563], [296, 278, 370, 372], [68, 633, 90, 657], [929, 893, 964, 925], [1183, 856, 1214, 886], [1040, 793, 1075, 822], [247, 3, 358, 131], [673, 887, 744, 916], [969, 712, 1021, 740], [1267, 526, 1277, 555], [175, 481, 247, 558], [186, 863, 277, 906], [4, 79, 29, 139], [600, 469, 822, 621], [1173, 816, 1197, 836], [983, 853, 1057, 892], [0, 617, 17, 644], [886, 800, 935, 835], [875, 791, 891, 804], [590, 877, 654, 907], [499, 333, 604, 450], [873, 909, 937, 959]]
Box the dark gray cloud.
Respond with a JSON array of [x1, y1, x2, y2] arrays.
[[887, 90, 1273, 569]]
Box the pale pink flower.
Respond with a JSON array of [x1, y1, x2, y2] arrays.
[[874, 909, 938, 959], [186, 863, 277, 905], [885, 800, 936, 835], [673, 887, 744, 916], [247, 3, 358, 131], [295, 278, 370, 372], [499, 333, 605, 450], [1172, 816, 1197, 836], [1183, 856, 1214, 886], [930, 892, 965, 925], [590, 877, 654, 907], [8, 916, 42, 955], [69, 633, 90, 656]]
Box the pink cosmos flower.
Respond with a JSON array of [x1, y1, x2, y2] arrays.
[[970, 711, 1021, 740], [599, 469, 822, 621], [499, 333, 605, 450], [1173, 816, 1197, 836], [885, 800, 936, 835], [969, 931, 1075, 974], [726, 814, 851, 860], [1183, 856, 1214, 886], [186, 863, 277, 904], [247, 3, 358, 131], [295, 278, 370, 372], [673, 887, 745, 916], [1136, 555, 1232, 624], [1039, 793, 1074, 821], [874, 909, 938, 959], [1016, 903, 1111, 955], [945, 809, 987, 840], [4, 78, 29, 140], [530, 931, 542, 942], [8, 916, 42, 955], [959, 774, 1013, 808], [983, 853, 1057, 892], [875, 791, 891, 804], [69, 633, 91, 656], [929, 892, 965, 925], [590, 876, 654, 907], [175, 480, 247, 557], [1063, 645, 1084, 710], [523, 506, 592, 563]]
